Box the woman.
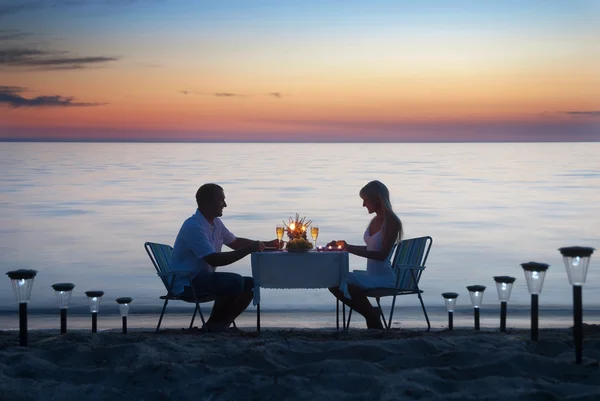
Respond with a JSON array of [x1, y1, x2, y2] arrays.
[[328, 180, 403, 329]]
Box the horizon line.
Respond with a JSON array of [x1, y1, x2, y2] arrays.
[[2, 139, 600, 144]]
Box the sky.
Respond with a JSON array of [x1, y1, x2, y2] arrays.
[[0, 0, 599, 142]]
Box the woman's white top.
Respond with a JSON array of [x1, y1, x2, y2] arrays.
[[346, 226, 396, 290]]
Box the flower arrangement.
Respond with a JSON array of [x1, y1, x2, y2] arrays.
[[282, 214, 312, 240], [286, 237, 313, 250]]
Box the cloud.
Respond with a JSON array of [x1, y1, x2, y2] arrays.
[[566, 111, 600, 118], [179, 90, 247, 97], [214, 92, 244, 97], [0, 86, 106, 107], [179, 90, 288, 98], [0, 1, 42, 18], [0, 0, 159, 18], [0, 29, 33, 41], [0, 48, 119, 70], [16, 55, 118, 67]]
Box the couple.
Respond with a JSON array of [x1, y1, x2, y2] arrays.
[[171, 180, 402, 332]]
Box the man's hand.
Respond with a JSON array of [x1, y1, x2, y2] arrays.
[[251, 241, 266, 253], [264, 239, 282, 249]]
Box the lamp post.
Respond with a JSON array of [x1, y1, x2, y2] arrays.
[[6, 269, 38, 346], [51, 283, 75, 334], [116, 297, 132, 334], [442, 292, 459, 331], [559, 246, 595, 365], [85, 291, 104, 333], [521, 262, 549, 341], [466, 285, 486, 330], [493, 276, 516, 332]]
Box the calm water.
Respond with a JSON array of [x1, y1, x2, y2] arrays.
[[1, 142, 599, 330]]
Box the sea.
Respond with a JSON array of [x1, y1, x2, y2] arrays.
[[1, 142, 599, 331]]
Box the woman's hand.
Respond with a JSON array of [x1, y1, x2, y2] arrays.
[[326, 240, 347, 250]]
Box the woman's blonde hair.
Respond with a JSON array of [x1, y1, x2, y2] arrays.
[[360, 180, 402, 241]]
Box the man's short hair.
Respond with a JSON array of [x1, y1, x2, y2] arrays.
[[196, 183, 223, 207]]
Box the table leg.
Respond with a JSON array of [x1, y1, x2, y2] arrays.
[[257, 303, 261, 332], [342, 303, 346, 330], [336, 299, 339, 331]]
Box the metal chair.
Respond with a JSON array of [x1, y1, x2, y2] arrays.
[[346, 236, 433, 330], [144, 242, 215, 332]]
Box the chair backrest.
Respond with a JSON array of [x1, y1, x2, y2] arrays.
[[391, 236, 433, 290], [144, 242, 174, 290]]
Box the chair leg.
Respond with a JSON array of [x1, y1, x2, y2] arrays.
[[198, 306, 209, 332], [418, 292, 431, 331], [232, 320, 237, 329], [189, 303, 199, 328], [387, 295, 399, 330], [346, 307, 352, 329], [375, 298, 390, 330], [156, 298, 169, 333]]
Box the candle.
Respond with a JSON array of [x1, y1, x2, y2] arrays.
[[337, 245, 342, 250], [290, 223, 295, 230]]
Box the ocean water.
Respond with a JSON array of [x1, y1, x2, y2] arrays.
[[1, 142, 599, 330]]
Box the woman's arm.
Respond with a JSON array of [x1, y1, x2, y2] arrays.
[[343, 217, 400, 261]]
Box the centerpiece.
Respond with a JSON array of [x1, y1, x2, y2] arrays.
[[282, 214, 313, 252]]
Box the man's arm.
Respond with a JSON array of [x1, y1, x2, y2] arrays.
[[204, 241, 262, 267], [228, 237, 279, 250]]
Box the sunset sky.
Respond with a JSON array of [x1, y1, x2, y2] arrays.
[[1, 0, 599, 142]]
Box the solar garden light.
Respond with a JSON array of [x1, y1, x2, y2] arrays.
[[442, 292, 459, 331], [6, 269, 38, 347], [51, 283, 75, 334], [493, 276, 516, 332], [85, 291, 104, 333], [559, 246, 595, 365], [521, 262, 549, 341], [116, 297, 132, 334], [466, 285, 486, 330]]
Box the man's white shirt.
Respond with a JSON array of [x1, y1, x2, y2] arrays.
[[170, 209, 236, 295]]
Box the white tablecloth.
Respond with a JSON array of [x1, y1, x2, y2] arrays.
[[251, 251, 350, 306]]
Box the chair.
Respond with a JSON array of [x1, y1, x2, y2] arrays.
[[346, 236, 433, 330], [144, 242, 216, 332]]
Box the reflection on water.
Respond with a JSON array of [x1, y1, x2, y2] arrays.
[[0, 142, 599, 329]]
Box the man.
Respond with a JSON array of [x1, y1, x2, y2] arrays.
[[171, 183, 279, 332]]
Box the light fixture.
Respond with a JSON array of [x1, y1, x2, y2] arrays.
[[559, 246, 595, 364], [85, 290, 104, 333], [493, 276, 515, 332], [466, 285, 486, 330], [6, 269, 38, 346], [116, 297, 132, 334], [51, 283, 75, 334], [442, 292, 459, 331], [521, 262, 549, 341]]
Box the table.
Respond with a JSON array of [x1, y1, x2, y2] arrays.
[[251, 250, 350, 331]]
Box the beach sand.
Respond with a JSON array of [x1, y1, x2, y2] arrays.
[[1, 326, 599, 401]]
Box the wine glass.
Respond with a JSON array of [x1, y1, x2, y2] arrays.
[[310, 224, 319, 248], [276, 224, 285, 249]]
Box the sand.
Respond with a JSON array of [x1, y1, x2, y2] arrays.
[[1, 326, 599, 401]]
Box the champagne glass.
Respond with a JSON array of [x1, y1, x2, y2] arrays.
[[310, 224, 319, 248], [276, 224, 285, 249]]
